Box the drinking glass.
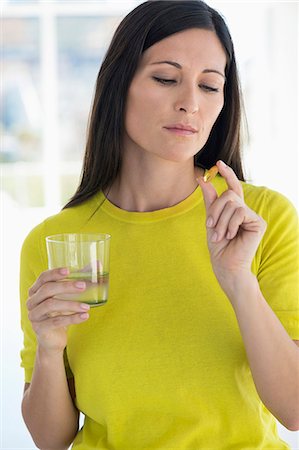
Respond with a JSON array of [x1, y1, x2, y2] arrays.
[[46, 233, 111, 307]]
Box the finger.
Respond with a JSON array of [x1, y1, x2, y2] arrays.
[[214, 206, 265, 242], [226, 207, 247, 240], [32, 311, 90, 333], [29, 267, 70, 297], [196, 176, 218, 211], [211, 200, 242, 242], [27, 280, 86, 310], [50, 312, 90, 328], [28, 298, 90, 322], [216, 160, 244, 200], [205, 190, 243, 230]]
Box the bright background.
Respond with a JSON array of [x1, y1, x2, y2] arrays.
[[0, 0, 298, 448]]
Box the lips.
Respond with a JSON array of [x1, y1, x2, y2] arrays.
[[163, 123, 198, 135]]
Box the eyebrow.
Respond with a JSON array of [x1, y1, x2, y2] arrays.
[[149, 60, 226, 79]]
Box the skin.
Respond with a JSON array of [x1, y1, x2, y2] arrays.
[[107, 28, 226, 212], [22, 28, 299, 449]]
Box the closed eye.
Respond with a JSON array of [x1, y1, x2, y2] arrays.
[[153, 77, 220, 93], [200, 84, 219, 93], [152, 77, 176, 85]]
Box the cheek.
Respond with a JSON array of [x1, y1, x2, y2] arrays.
[[125, 88, 160, 135], [207, 97, 224, 126], [217, 96, 225, 115], [125, 101, 146, 140]]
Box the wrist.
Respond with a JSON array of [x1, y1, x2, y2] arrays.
[[217, 270, 259, 307], [36, 345, 65, 365]]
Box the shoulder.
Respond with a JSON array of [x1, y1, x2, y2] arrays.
[[241, 182, 298, 255], [214, 175, 297, 232], [215, 175, 297, 217], [21, 192, 104, 257], [241, 181, 297, 224]]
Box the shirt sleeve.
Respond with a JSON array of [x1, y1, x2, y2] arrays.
[[19, 221, 73, 383], [257, 189, 299, 339]]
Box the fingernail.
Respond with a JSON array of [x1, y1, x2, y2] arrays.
[[211, 231, 218, 242], [206, 217, 213, 227], [80, 312, 89, 320], [219, 160, 226, 167], [75, 281, 86, 289], [60, 268, 69, 275], [80, 303, 90, 310]]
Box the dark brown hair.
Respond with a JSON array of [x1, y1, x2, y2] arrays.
[[65, 0, 245, 209]]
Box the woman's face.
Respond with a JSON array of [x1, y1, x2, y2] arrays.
[[123, 28, 227, 164]]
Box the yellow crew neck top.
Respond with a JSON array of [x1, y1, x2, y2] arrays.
[[20, 176, 298, 449]]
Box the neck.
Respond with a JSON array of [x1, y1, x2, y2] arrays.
[[105, 151, 203, 212]]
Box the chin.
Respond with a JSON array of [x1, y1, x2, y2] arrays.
[[158, 152, 197, 164], [155, 141, 204, 163]]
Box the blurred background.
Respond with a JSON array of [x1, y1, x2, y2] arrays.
[[0, 0, 298, 448]]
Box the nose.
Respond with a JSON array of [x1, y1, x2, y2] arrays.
[[174, 85, 199, 114]]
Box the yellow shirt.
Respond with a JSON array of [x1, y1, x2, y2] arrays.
[[20, 176, 298, 449]]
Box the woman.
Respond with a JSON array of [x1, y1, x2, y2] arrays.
[[20, 1, 299, 449]]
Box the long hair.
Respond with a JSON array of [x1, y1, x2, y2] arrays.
[[64, 0, 245, 209]]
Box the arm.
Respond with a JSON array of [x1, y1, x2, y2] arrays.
[[198, 161, 299, 431], [21, 268, 90, 449], [223, 272, 299, 431], [22, 349, 79, 450]]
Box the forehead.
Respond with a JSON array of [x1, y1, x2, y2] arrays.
[[140, 28, 227, 71]]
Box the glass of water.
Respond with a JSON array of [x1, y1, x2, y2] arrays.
[[46, 233, 111, 307]]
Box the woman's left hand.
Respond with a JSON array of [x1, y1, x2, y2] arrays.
[[197, 160, 267, 291]]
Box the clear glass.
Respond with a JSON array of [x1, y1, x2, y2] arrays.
[[46, 233, 111, 307]]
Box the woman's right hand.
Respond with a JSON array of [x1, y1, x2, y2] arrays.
[[26, 268, 90, 354]]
